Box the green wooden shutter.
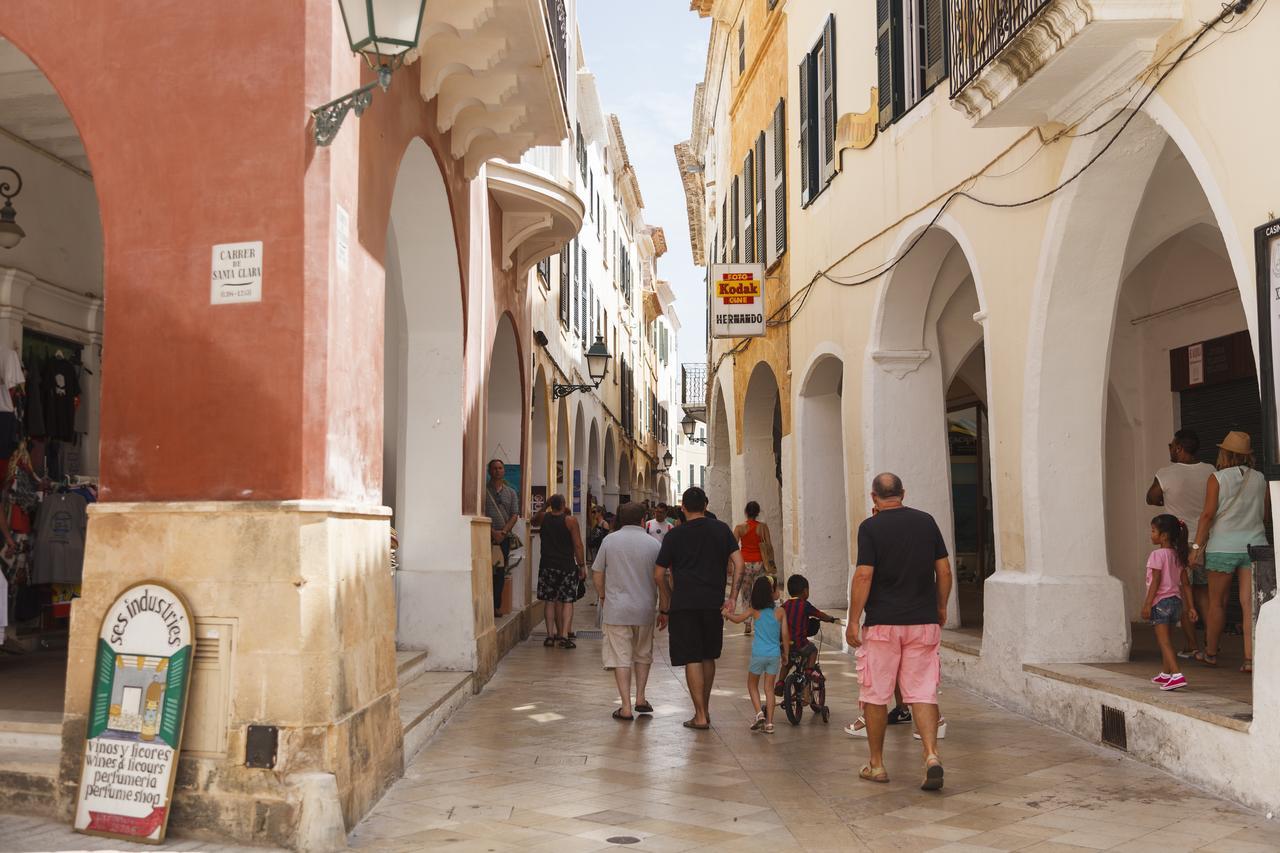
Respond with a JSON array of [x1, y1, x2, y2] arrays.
[[923, 0, 948, 91], [559, 247, 570, 328], [755, 131, 767, 266], [799, 57, 812, 204], [772, 99, 787, 260], [821, 15, 837, 185], [730, 175, 740, 263], [743, 151, 755, 263], [877, 0, 902, 128]]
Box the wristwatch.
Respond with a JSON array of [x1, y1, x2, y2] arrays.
[[1191, 543, 1201, 550]]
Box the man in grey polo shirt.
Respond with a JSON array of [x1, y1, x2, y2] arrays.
[[592, 502, 661, 721]]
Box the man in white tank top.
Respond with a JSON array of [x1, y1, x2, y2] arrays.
[[1146, 429, 1214, 656]]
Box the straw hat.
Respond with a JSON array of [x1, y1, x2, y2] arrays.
[[1217, 431, 1253, 455]]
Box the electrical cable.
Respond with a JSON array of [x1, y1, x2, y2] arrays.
[[705, 0, 1261, 378]]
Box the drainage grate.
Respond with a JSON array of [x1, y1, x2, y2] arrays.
[[1101, 705, 1127, 750], [571, 630, 604, 640]]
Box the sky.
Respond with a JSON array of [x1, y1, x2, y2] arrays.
[[578, 1, 711, 368]]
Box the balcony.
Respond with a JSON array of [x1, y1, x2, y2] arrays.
[[486, 160, 584, 277], [949, 0, 1181, 127], [416, 0, 571, 176], [681, 363, 707, 423]]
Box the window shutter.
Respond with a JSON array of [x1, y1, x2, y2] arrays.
[[923, 0, 947, 91], [877, 0, 903, 128], [572, 240, 580, 335], [754, 131, 767, 268], [798, 57, 811, 205], [580, 247, 588, 338], [738, 22, 746, 74], [820, 15, 837, 185], [720, 199, 728, 263], [559, 247, 570, 327], [742, 152, 755, 264], [730, 175, 740, 263], [772, 99, 787, 261]]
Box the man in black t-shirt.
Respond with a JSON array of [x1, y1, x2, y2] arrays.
[[655, 487, 744, 730], [845, 473, 953, 791]]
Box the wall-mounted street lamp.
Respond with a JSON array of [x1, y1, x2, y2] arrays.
[[681, 413, 707, 445], [311, 0, 427, 146], [554, 336, 611, 400], [0, 167, 24, 250], [659, 450, 674, 471]]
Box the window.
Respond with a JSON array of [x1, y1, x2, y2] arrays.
[[729, 175, 740, 263], [580, 247, 588, 340], [720, 199, 728, 264], [689, 464, 694, 486], [572, 239, 580, 336], [799, 15, 836, 206], [742, 149, 755, 263], [558, 247, 570, 328], [738, 21, 746, 74], [766, 100, 787, 266], [537, 255, 551, 290], [878, 0, 947, 128]]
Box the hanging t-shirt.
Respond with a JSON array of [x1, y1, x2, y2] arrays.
[[42, 358, 79, 442], [31, 492, 88, 585], [0, 349, 23, 413], [23, 358, 44, 436]]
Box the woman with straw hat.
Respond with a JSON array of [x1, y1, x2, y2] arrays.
[[1190, 431, 1269, 673]]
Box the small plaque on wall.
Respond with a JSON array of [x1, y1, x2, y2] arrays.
[[211, 241, 263, 305]]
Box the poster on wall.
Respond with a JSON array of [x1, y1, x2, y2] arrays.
[[1256, 217, 1280, 478], [503, 464, 522, 500], [709, 264, 766, 339], [74, 582, 194, 844], [573, 469, 581, 514], [530, 486, 547, 522]]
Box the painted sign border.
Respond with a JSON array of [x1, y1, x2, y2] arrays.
[[74, 580, 195, 845], [710, 263, 767, 339], [1255, 217, 1280, 480]]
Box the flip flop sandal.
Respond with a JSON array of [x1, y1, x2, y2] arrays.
[[859, 765, 889, 783], [1203, 652, 1219, 667], [567, 632, 577, 640], [922, 757, 945, 791], [634, 702, 654, 714], [558, 638, 577, 649], [612, 709, 634, 721], [543, 636, 559, 647], [682, 719, 711, 730]]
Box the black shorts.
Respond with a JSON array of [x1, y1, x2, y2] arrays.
[[668, 609, 724, 667]]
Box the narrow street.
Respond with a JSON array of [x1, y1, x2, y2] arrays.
[[344, 627, 1280, 853]]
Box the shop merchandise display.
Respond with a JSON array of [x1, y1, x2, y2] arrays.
[[2, 339, 95, 654]]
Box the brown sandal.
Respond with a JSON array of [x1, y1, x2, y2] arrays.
[[859, 764, 889, 783], [922, 755, 944, 791]]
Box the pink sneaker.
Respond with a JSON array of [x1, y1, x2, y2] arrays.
[[1151, 673, 1171, 684], [1161, 673, 1187, 691]]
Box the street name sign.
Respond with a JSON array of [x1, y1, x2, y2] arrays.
[[710, 264, 766, 339], [210, 241, 263, 304], [74, 582, 194, 844]]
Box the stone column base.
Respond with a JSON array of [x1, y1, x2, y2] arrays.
[[982, 570, 1132, 664], [58, 501, 400, 847]]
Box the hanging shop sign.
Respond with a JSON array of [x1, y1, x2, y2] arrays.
[[210, 241, 263, 305], [1256, 217, 1280, 478], [710, 264, 766, 339], [74, 582, 194, 844]]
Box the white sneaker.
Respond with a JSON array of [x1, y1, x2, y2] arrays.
[[843, 718, 868, 738], [913, 719, 947, 740]]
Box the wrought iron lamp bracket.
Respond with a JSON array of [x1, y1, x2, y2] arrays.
[[552, 382, 601, 400], [311, 63, 395, 147]]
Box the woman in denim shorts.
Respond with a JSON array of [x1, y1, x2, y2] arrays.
[[1190, 432, 1268, 673]]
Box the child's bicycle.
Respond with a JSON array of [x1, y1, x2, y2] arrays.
[[778, 616, 835, 725]]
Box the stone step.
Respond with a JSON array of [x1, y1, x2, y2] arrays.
[[399, 671, 472, 762], [0, 744, 61, 820], [395, 649, 431, 688], [0, 711, 63, 751]]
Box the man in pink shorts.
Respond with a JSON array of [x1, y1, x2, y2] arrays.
[[846, 472, 953, 790]]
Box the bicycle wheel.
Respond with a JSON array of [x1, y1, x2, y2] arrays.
[[810, 675, 827, 717], [782, 674, 805, 725]]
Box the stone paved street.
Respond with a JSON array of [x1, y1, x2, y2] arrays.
[[4, 625, 1280, 852]]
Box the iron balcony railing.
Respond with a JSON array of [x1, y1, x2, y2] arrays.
[[949, 0, 1053, 97], [544, 0, 568, 103], [681, 363, 707, 408]]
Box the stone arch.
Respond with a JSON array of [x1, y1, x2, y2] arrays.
[[383, 136, 467, 652], [797, 349, 849, 607], [603, 427, 618, 510], [707, 376, 734, 521], [742, 361, 785, 576], [588, 418, 601, 517]]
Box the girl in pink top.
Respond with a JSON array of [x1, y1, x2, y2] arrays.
[[1145, 514, 1198, 691]]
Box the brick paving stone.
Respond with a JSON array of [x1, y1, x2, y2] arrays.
[[5, 628, 1280, 851]]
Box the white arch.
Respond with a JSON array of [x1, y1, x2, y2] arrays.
[[383, 137, 468, 656], [742, 361, 785, 576], [795, 344, 850, 608], [707, 373, 734, 521]]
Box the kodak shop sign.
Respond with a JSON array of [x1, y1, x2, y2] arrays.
[[710, 264, 766, 338], [74, 582, 194, 844]]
